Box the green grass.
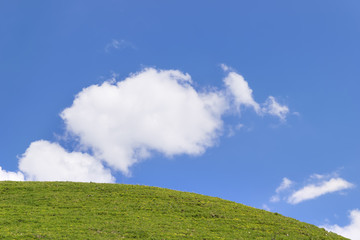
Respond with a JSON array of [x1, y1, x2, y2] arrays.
[[0, 182, 346, 239]]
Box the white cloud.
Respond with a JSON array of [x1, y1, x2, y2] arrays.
[[18, 140, 115, 183], [105, 39, 135, 52], [270, 177, 293, 202], [276, 177, 293, 193], [61, 68, 228, 175], [287, 177, 354, 204], [0, 167, 24, 181], [322, 209, 360, 240], [224, 71, 261, 113], [270, 195, 280, 203], [0, 66, 290, 181], [222, 67, 289, 121], [269, 174, 354, 205], [262, 96, 289, 121], [220, 63, 233, 72]]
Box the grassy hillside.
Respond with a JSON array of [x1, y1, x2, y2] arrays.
[[0, 182, 346, 239]]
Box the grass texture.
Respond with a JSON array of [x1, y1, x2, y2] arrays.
[[0, 181, 347, 239]]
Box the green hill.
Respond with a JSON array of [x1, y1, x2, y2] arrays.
[[0, 182, 346, 239]]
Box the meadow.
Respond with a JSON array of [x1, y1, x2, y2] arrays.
[[0, 182, 346, 239]]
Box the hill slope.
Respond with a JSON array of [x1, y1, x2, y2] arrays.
[[0, 182, 346, 239]]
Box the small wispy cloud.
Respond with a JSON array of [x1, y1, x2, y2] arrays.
[[269, 173, 354, 205], [224, 70, 261, 113], [270, 177, 293, 202], [262, 96, 289, 121], [105, 39, 136, 52], [226, 123, 244, 137], [288, 177, 354, 204], [222, 64, 290, 121], [276, 177, 293, 193], [220, 63, 233, 72], [321, 209, 360, 240]]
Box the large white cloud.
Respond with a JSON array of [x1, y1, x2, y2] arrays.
[[322, 209, 360, 240], [61, 68, 228, 175], [2, 66, 289, 181], [287, 177, 354, 204], [18, 140, 115, 183], [0, 167, 24, 181]]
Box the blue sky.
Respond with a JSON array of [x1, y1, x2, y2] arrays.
[[1, 1, 360, 238]]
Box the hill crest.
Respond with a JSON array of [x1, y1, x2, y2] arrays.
[[0, 181, 347, 239]]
